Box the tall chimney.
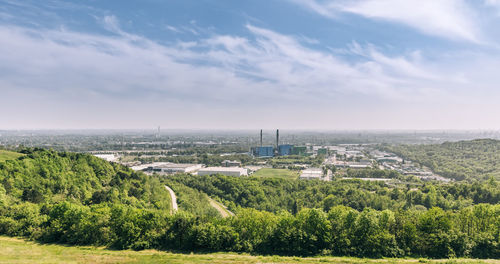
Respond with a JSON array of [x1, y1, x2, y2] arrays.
[[276, 129, 279, 149], [260, 129, 263, 147]]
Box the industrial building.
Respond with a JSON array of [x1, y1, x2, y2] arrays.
[[148, 163, 202, 174], [278, 144, 293, 156], [252, 129, 297, 157], [317, 148, 328, 155], [93, 154, 117, 162], [221, 160, 241, 167], [333, 161, 372, 169], [347, 162, 372, 169], [197, 167, 248, 177], [254, 146, 274, 157], [299, 168, 323, 180], [292, 146, 307, 156], [376, 157, 402, 163], [252, 129, 275, 157]]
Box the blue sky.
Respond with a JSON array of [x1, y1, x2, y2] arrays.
[[2, 0, 500, 130]]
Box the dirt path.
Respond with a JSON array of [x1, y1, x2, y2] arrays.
[[164, 185, 178, 213], [207, 197, 234, 218]]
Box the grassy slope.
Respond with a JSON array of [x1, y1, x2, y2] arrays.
[[0, 150, 24, 163], [207, 196, 234, 217], [0, 237, 497, 264], [164, 180, 220, 217], [252, 168, 299, 179]]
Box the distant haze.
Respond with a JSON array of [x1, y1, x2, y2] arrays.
[[2, 0, 500, 130]]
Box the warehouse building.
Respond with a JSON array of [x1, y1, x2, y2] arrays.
[[221, 160, 241, 167], [197, 167, 248, 177], [148, 163, 202, 174], [299, 168, 323, 180]]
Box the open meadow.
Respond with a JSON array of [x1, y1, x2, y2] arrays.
[[252, 168, 300, 179], [0, 237, 498, 264], [0, 150, 24, 163]]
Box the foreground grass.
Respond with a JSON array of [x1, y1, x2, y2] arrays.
[[1, 237, 498, 264], [0, 150, 24, 163], [252, 168, 299, 179]]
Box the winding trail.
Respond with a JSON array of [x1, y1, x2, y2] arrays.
[[207, 196, 234, 218], [164, 185, 178, 213]]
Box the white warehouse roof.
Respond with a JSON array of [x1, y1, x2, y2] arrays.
[[198, 167, 248, 177], [300, 168, 323, 180]]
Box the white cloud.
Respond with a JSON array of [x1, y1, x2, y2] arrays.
[[292, 0, 481, 43], [0, 18, 498, 129], [165, 25, 181, 33], [484, 0, 500, 15], [485, 0, 500, 6]]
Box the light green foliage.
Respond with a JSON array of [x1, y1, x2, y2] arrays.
[[163, 180, 220, 218], [1, 236, 497, 264], [166, 174, 499, 213], [383, 139, 500, 181], [0, 148, 498, 259], [0, 150, 24, 163], [0, 148, 171, 210]]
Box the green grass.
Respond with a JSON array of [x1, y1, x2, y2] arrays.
[[165, 180, 220, 217], [252, 168, 299, 179], [0, 236, 497, 264], [0, 150, 24, 163]]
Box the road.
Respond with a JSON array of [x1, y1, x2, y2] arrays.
[[207, 196, 234, 218], [164, 185, 178, 213]]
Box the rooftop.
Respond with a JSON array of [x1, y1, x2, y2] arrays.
[[153, 163, 201, 169], [199, 167, 247, 172]]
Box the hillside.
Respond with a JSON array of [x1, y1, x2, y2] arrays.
[[166, 174, 499, 213], [0, 149, 498, 259], [383, 139, 500, 181], [0, 149, 25, 163], [163, 180, 220, 218], [0, 148, 171, 209], [0, 148, 173, 249]]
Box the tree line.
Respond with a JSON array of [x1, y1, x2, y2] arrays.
[[165, 174, 499, 213], [0, 148, 498, 258], [0, 201, 498, 258], [381, 139, 500, 181]]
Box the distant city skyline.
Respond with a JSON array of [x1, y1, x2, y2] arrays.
[[2, 0, 500, 130]]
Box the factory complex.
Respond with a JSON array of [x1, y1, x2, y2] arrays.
[[251, 129, 308, 157], [121, 129, 449, 183]]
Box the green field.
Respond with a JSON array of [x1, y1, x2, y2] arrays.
[[251, 168, 299, 179], [0, 150, 24, 163], [0, 236, 497, 264]]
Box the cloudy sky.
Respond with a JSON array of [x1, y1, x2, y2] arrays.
[[2, 0, 500, 130]]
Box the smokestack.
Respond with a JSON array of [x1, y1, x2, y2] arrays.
[[260, 129, 263, 147], [276, 129, 279, 149]]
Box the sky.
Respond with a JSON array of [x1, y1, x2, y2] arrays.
[[2, 0, 500, 130]]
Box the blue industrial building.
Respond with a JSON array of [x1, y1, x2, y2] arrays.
[[278, 144, 293, 156], [254, 146, 274, 157]]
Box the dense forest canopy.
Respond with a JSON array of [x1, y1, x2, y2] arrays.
[[0, 148, 171, 209], [0, 148, 499, 258], [165, 174, 499, 212], [382, 139, 500, 181]]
